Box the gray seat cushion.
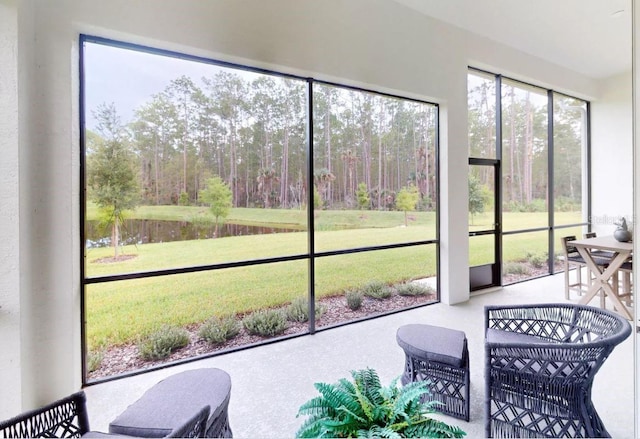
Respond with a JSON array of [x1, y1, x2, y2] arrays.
[[109, 368, 231, 438], [396, 324, 466, 367], [82, 432, 135, 438], [485, 328, 550, 344]]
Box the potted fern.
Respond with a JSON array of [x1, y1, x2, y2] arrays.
[[296, 368, 466, 438]]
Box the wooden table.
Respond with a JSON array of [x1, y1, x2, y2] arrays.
[[569, 236, 633, 320]]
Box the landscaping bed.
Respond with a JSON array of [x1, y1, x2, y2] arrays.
[[88, 290, 436, 381]]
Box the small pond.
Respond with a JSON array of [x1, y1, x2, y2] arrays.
[[85, 219, 300, 248]]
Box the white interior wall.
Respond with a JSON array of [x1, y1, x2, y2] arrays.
[[467, 34, 599, 100], [633, 2, 639, 433], [590, 71, 634, 235], [1, 0, 611, 416], [0, 0, 23, 418]]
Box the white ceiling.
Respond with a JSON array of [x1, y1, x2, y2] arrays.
[[390, 0, 632, 79]]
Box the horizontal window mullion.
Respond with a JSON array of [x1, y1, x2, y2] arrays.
[[83, 253, 309, 284], [84, 240, 440, 284], [314, 240, 438, 258]]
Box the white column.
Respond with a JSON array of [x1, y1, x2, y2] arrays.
[[632, 0, 639, 432], [18, 0, 81, 410], [0, 0, 23, 419], [438, 80, 471, 305]]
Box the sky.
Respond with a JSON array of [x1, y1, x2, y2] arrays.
[[83, 41, 264, 130]]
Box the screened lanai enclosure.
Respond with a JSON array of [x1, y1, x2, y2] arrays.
[[81, 37, 440, 382], [467, 69, 589, 290], [81, 38, 591, 382]]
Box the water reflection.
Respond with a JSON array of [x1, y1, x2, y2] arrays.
[[85, 219, 297, 248]]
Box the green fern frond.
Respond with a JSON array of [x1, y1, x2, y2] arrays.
[[297, 395, 337, 417], [295, 416, 324, 438], [352, 368, 384, 405], [358, 425, 402, 438], [352, 368, 382, 388], [297, 369, 466, 438], [322, 417, 363, 438], [406, 417, 467, 438], [353, 369, 377, 391], [387, 375, 401, 390], [335, 404, 368, 424], [353, 382, 376, 421], [418, 398, 446, 415], [392, 381, 429, 415], [314, 381, 362, 415], [337, 376, 358, 395]]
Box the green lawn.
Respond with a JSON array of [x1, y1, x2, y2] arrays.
[[85, 228, 437, 349], [84, 205, 582, 350]]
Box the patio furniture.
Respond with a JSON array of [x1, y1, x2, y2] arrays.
[[581, 233, 633, 309], [583, 232, 615, 259], [0, 390, 209, 438], [485, 303, 631, 438], [561, 235, 609, 300], [0, 391, 90, 438], [396, 324, 470, 421], [109, 368, 232, 438], [570, 235, 634, 320], [616, 259, 633, 307]]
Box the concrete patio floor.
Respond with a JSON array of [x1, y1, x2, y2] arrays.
[[84, 273, 635, 438]]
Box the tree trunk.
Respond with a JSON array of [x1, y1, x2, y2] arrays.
[[509, 87, 516, 203], [112, 219, 120, 259], [280, 127, 289, 207], [229, 122, 238, 207], [325, 94, 332, 204], [524, 94, 533, 204], [424, 112, 431, 202], [154, 136, 160, 205]]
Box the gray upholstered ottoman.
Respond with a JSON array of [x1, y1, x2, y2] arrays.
[[109, 368, 232, 438], [396, 324, 470, 421]]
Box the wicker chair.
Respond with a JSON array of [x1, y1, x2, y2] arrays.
[[484, 303, 631, 438], [0, 391, 210, 438], [561, 235, 588, 298], [617, 260, 633, 307]]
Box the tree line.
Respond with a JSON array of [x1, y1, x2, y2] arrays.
[[87, 69, 438, 213], [468, 74, 585, 213]]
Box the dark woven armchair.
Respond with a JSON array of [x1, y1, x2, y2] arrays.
[[485, 303, 631, 438], [0, 391, 209, 438]]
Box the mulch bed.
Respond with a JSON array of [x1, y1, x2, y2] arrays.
[[88, 292, 436, 381], [88, 262, 563, 380]]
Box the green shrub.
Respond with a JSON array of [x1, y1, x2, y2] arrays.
[[503, 200, 522, 213], [504, 262, 531, 275], [296, 368, 466, 438], [285, 297, 326, 323], [524, 199, 546, 212], [395, 282, 434, 296], [555, 196, 580, 212], [87, 350, 104, 373], [188, 214, 216, 228], [526, 252, 547, 269], [198, 315, 241, 345], [243, 309, 288, 336], [361, 280, 392, 299], [138, 325, 190, 361], [345, 290, 363, 310], [178, 191, 190, 206]]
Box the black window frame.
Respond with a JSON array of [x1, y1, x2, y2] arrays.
[[80, 34, 441, 385], [468, 66, 591, 285]]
